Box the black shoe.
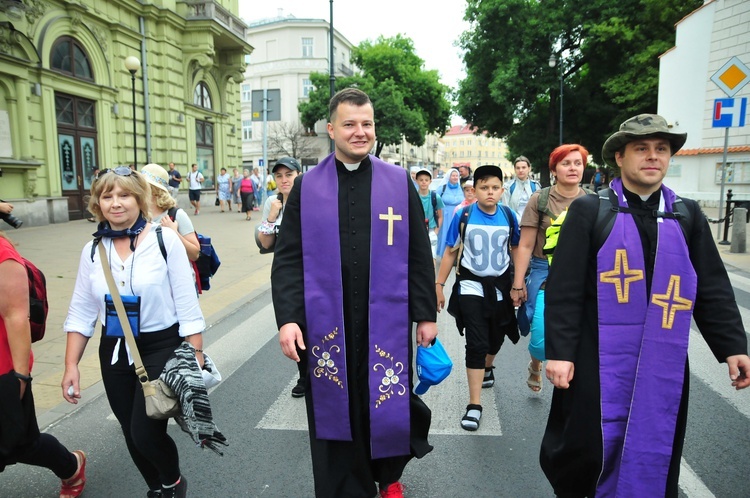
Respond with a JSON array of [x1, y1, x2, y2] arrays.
[[161, 476, 187, 498], [291, 377, 306, 398], [147, 491, 163, 498], [482, 366, 495, 388]]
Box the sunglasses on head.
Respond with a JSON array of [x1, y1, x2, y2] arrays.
[[97, 167, 135, 179]]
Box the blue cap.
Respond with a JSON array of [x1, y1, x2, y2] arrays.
[[414, 338, 453, 395]]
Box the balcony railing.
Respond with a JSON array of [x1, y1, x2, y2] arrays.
[[181, 1, 248, 40], [337, 63, 353, 77]]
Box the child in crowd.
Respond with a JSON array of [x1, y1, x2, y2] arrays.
[[415, 168, 444, 268], [435, 165, 520, 431]]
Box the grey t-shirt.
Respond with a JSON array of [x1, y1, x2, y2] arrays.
[[151, 208, 196, 238]]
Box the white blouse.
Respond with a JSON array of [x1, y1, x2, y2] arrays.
[[64, 226, 205, 338]]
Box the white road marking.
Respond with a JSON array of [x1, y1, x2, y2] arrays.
[[680, 458, 716, 498]]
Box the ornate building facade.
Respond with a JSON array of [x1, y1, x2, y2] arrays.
[[0, 0, 250, 225]]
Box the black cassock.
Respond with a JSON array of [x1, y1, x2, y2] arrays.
[[541, 190, 748, 497], [272, 157, 437, 498]]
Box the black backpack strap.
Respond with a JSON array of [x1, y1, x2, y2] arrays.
[[593, 188, 618, 250], [167, 207, 179, 221], [90, 237, 101, 262], [593, 188, 693, 249], [455, 204, 474, 275], [499, 204, 516, 255], [430, 191, 439, 226], [155, 225, 167, 261], [669, 197, 692, 241]]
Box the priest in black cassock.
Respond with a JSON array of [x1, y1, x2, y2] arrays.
[[541, 114, 750, 497], [271, 88, 438, 498]]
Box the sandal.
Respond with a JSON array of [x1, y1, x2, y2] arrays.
[[60, 450, 86, 498], [460, 404, 482, 431], [527, 361, 543, 393]]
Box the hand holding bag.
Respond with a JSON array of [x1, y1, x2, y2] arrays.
[[98, 243, 181, 420]]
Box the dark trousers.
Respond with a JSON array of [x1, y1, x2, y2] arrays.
[[0, 376, 77, 479], [99, 326, 182, 490], [240, 191, 253, 213], [460, 294, 506, 369]]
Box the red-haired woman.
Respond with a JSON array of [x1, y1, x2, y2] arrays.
[[510, 144, 590, 393]]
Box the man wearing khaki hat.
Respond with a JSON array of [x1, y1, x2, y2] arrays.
[[539, 114, 750, 497]]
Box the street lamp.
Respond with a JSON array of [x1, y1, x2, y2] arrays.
[[329, 0, 335, 154], [124, 56, 141, 169], [548, 53, 563, 145]]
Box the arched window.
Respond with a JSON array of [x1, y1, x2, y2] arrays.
[[193, 82, 212, 109], [50, 37, 94, 81]]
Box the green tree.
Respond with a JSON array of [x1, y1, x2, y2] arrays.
[[455, 0, 701, 185], [298, 35, 452, 157]]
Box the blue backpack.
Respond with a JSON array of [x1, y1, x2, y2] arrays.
[[509, 180, 539, 195]]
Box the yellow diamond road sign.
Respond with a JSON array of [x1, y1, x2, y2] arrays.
[[711, 56, 750, 97]]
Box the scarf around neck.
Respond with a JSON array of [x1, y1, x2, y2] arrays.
[[92, 215, 147, 251], [595, 177, 697, 496]]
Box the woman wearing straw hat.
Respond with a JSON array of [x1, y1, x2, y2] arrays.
[[141, 163, 200, 262]]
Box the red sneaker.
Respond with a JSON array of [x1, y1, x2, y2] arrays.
[[380, 482, 405, 498], [60, 450, 86, 498]]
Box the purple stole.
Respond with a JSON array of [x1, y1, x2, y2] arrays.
[[300, 153, 411, 459], [596, 178, 697, 496]]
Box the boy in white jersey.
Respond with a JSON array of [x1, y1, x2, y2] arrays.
[[435, 165, 520, 431]]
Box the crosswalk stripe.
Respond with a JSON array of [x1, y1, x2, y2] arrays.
[[689, 327, 750, 419], [680, 458, 716, 498], [727, 270, 750, 294]]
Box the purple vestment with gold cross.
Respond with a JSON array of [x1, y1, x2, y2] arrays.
[[300, 153, 412, 459], [596, 177, 697, 495]]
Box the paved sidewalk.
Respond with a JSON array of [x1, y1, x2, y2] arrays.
[[7, 197, 271, 426], [4, 201, 750, 426]]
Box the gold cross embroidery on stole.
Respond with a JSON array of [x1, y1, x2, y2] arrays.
[[379, 207, 402, 246], [599, 249, 644, 303]]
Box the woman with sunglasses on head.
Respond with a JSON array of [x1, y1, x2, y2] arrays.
[[61, 167, 205, 498]]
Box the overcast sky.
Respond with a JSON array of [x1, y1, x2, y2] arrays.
[[238, 1, 469, 91]]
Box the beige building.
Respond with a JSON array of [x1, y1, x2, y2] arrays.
[[0, 0, 250, 226], [442, 125, 513, 178], [240, 14, 355, 170], [378, 134, 446, 172]]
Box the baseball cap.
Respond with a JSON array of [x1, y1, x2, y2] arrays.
[[414, 338, 453, 395], [272, 157, 301, 173], [473, 165, 503, 182], [415, 168, 432, 179]]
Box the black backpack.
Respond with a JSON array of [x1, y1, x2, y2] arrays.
[[162, 207, 220, 292], [592, 188, 692, 248]]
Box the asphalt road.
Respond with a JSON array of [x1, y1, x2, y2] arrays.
[[2, 268, 750, 497]]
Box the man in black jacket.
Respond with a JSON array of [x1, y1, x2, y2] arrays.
[[541, 114, 750, 497]]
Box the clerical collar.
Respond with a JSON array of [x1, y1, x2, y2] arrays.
[[622, 185, 660, 208], [335, 156, 371, 172]]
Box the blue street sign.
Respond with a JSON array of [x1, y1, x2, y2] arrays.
[[259, 159, 264, 167], [712, 98, 747, 128]]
